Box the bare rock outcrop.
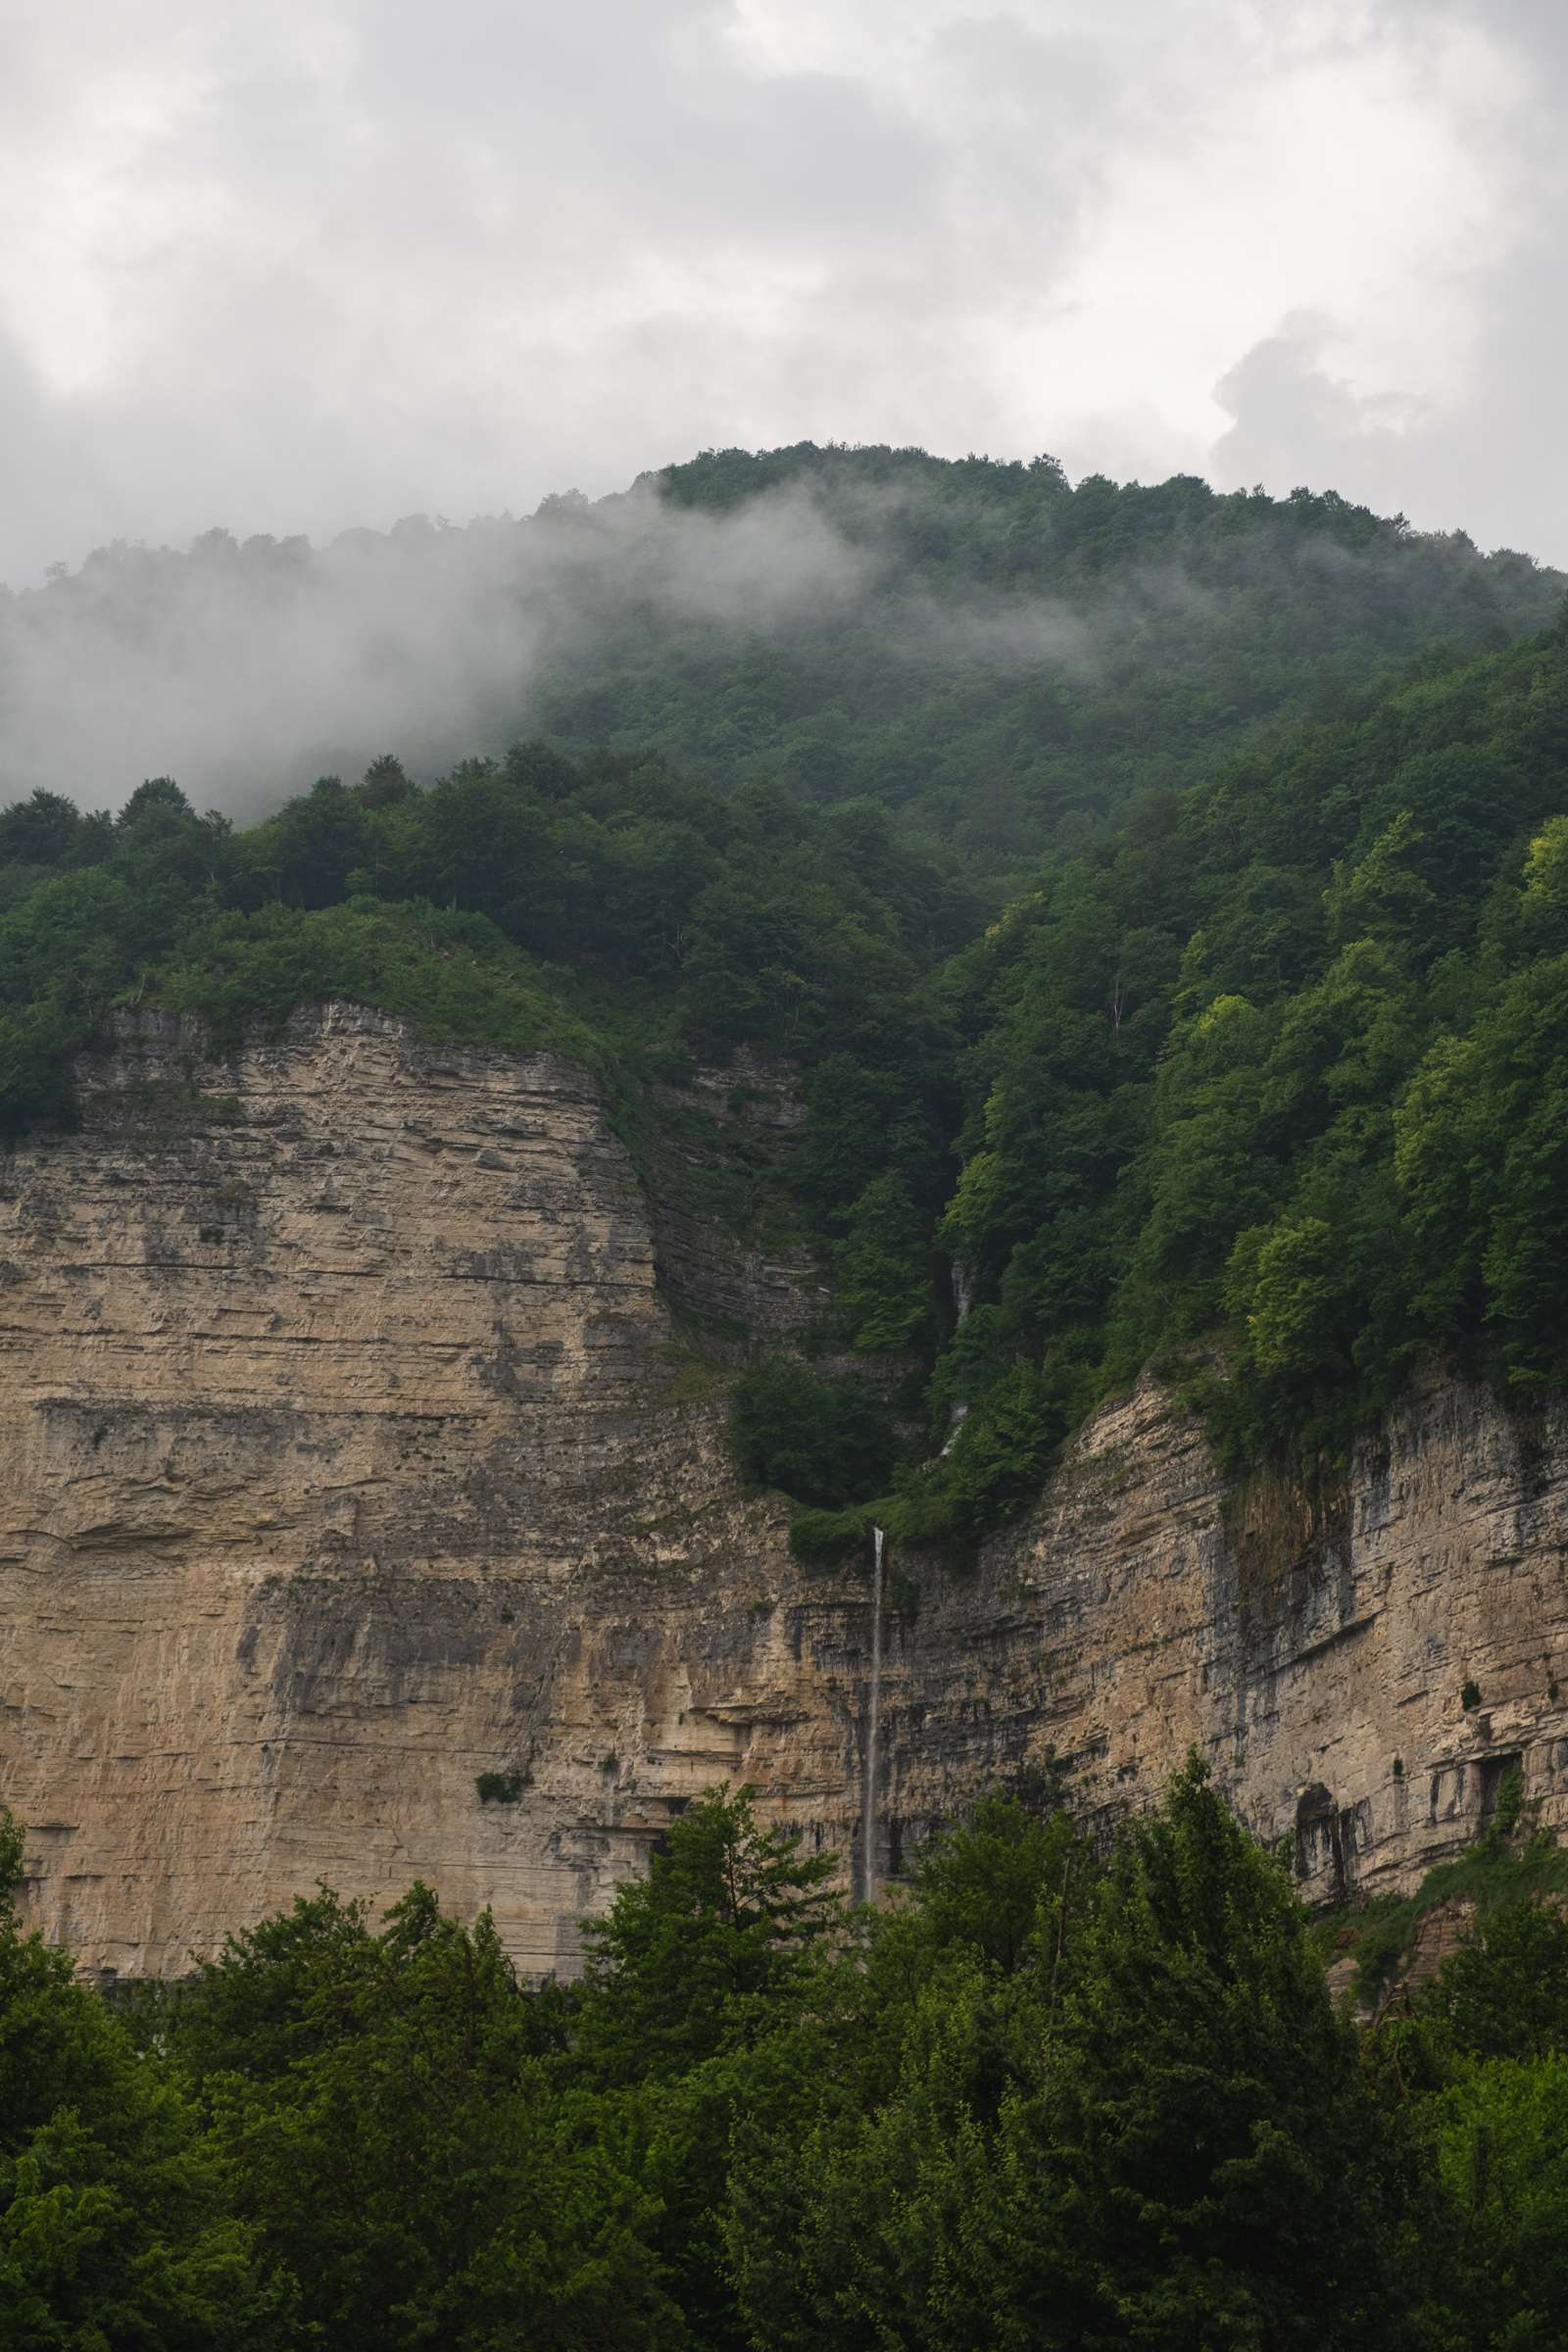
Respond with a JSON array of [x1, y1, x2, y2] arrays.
[[1, 1007, 1564, 1978]]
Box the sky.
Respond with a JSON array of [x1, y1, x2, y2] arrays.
[[2, 0, 1565, 583]]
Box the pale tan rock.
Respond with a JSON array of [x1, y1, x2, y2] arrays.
[[1, 1006, 1563, 1979]]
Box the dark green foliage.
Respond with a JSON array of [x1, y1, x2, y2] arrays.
[[574, 1785, 838, 2089], [551, 446, 1562, 871], [1006, 1755, 1400, 2349], [571, 1788, 841, 2347], [786, 1502, 874, 1569], [1427, 1900, 1568, 2062], [0, 1808, 284, 2349], [726, 1359, 899, 1507], [17, 1763, 1568, 2346], [174, 1884, 677, 2350], [728, 1757, 1401, 2351], [1362, 1836, 1568, 2348], [475, 1770, 527, 1804], [4, 450, 1568, 1552], [901, 609, 1568, 1533]]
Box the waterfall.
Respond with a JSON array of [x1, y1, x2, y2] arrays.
[[860, 1523, 886, 1905], [942, 1259, 973, 1456]]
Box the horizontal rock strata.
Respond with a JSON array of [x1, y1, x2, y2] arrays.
[[1, 1007, 1563, 1977]]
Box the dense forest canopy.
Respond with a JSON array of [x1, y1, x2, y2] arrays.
[[6, 1767, 1568, 2348], [2, 444, 1567, 1556]]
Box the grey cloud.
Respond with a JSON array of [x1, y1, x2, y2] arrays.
[[1210, 317, 1423, 514], [1206, 2, 1568, 559], [3, 0, 1568, 593], [1210, 211, 1568, 559]]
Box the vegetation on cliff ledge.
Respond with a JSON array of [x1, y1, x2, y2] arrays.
[[3, 445, 1568, 1544]]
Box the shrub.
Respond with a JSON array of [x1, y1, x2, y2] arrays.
[[787, 1504, 871, 1570], [727, 1359, 899, 1507]]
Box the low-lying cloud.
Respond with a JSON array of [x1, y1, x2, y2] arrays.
[[0, 477, 894, 813]]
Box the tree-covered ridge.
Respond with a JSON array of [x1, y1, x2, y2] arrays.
[[3, 461, 1568, 1547], [909, 605, 1568, 1542], [6, 1770, 1568, 2347], [6, 440, 1559, 861], [539, 443, 1564, 864]]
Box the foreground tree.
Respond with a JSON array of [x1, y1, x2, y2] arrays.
[[0, 1808, 281, 2350], [979, 1753, 1406, 2349], [574, 1787, 841, 2349], [574, 1784, 839, 2088], [175, 1882, 677, 2352], [731, 1757, 1405, 2351]]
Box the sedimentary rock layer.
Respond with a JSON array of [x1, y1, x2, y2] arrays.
[[0, 1008, 1562, 1977]]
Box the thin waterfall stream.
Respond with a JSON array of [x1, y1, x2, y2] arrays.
[[941, 1259, 973, 1455], [860, 1523, 886, 1904]]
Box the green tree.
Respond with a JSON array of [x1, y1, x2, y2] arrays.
[[726, 1360, 899, 1508], [574, 1788, 840, 2349], [179, 1882, 674, 2351], [575, 1785, 838, 2089], [0, 1808, 280, 2349], [1412, 2056, 1568, 2352], [1425, 1899, 1568, 2063]]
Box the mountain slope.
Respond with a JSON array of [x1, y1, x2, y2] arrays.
[[0, 452, 1566, 1558]]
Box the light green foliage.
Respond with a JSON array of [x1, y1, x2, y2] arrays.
[[1229, 1214, 1357, 1380], [1415, 2056, 1568, 2352]]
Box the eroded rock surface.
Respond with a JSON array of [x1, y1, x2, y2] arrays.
[[1, 1007, 1564, 1977]]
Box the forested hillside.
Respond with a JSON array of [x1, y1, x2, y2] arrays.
[[4, 441, 1559, 841], [542, 443, 1563, 866], [2, 445, 1567, 1556]]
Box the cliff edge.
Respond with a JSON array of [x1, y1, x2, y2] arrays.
[[1, 1008, 1562, 1976]]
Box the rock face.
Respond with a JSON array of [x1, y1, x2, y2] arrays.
[[1, 1006, 1565, 1979]]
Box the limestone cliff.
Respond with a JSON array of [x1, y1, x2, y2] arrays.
[[1, 1007, 1563, 1979]]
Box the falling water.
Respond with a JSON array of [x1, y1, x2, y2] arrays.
[[942, 1259, 974, 1456], [860, 1523, 886, 1905]]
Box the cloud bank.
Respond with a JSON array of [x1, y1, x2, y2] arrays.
[[1, 2, 1567, 586]]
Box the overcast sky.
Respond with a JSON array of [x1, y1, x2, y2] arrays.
[[3, 0, 1565, 583]]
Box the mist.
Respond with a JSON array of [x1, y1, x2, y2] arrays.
[[0, 476, 892, 816], [1, 451, 1557, 827]]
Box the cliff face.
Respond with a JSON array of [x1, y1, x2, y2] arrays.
[[1, 1008, 1564, 1979]]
